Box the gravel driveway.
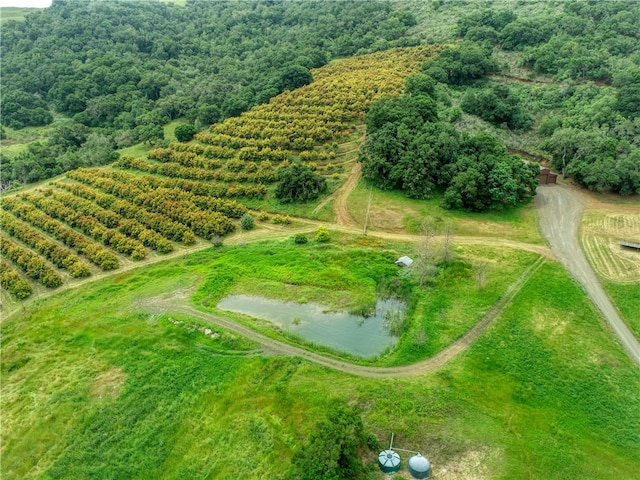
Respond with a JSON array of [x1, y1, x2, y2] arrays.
[[536, 185, 640, 364]]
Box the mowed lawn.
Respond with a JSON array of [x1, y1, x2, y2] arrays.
[[1, 242, 638, 479]]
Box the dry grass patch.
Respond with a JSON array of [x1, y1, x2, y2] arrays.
[[90, 366, 126, 402], [582, 210, 640, 283]]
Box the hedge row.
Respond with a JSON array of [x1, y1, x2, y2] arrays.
[[70, 167, 267, 199], [47, 188, 174, 254], [23, 194, 146, 260], [195, 132, 316, 152], [168, 142, 235, 159], [115, 156, 275, 183], [147, 149, 224, 170], [0, 234, 63, 288], [66, 170, 234, 238], [56, 179, 195, 245], [1, 197, 119, 271], [0, 260, 33, 299], [0, 211, 91, 277]]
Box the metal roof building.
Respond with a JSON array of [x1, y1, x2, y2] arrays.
[[395, 256, 413, 267]]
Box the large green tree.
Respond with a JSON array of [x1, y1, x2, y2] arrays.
[[275, 163, 327, 203], [288, 404, 368, 480]]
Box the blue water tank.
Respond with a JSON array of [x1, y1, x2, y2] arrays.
[[408, 453, 431, 479]]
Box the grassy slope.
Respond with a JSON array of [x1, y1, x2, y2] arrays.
[[604, 281, 640, 339], [348, 181, 543, 243], [1, 246, 638, 479], [0, 7, 36, 23]]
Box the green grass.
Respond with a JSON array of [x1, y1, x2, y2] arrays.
[[0, 7, 37, 23], [0, 118, 63, 159], [117, 142, 149, 158], [2, 242, 638, 479], [240, 177, 343, 221], [348, 181, 543, 244], [604, 281, 640, 339], [388, 245, 539, 365]]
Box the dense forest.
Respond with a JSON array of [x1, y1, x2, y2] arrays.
[[447, 1, 640, 195], [1, 0, 639, 195], [359, 71, 539, 211]]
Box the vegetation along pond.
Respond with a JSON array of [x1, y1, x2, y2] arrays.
[[217, 295, 405, 357]]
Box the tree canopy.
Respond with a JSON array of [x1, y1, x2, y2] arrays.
[[359, 85, 539, 211], [275, 163, 327, 203]]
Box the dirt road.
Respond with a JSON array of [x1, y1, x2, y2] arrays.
[[536, 185, 640, 364], [143, 257, 544, 378]]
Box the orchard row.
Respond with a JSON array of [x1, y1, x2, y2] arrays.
[[0, 47, 438, 299]]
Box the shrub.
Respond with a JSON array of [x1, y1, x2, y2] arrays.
[[315, 226, 330, 242], [211, 235, 223, 247], [272, 215, 292, 225], [257, 211, 270, 221], [240, 213, 254, 230], [131, 246, 146, 261], [174, 123, 197, 142], [293, 234, 308, 244]]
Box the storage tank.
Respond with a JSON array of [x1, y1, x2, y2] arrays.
[[377, 449, 401, 473], [408, 453, 431, 479]]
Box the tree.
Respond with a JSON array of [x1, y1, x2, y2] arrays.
[[315, 226, 330, 243], [413, 218, 440, 287], [474, 261, 490, 291], [404, 73, 436, 97], [174, 123, 197, 142], [278, 65, 313, 92], [275, 163, 327, 203], [240, 213, 254, 230], [421, 42, 498, 85], [288, 404, 367, 480], [614, 67, 640, 118], [1, 89, 53, 129]]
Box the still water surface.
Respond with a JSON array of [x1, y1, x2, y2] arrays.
[[217, 295, 404, 357]]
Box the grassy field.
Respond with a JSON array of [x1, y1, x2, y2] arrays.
[[604, 281, 640, 340], [0, 7, 37, 23], [1, 241, 638, 479], [347, 181, 543, 244], [0, 118, 63, 159]]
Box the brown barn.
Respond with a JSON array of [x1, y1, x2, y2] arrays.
[[538, 167, 558, 184]]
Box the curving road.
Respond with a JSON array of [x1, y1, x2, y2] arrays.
[[143, 257, 544, 378], [536, 185, 640, 364]]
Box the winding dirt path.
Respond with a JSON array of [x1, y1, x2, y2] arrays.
[[142, 257, 544, 378], [536, 185, 640, 364]]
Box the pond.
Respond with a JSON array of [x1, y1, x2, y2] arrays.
[[217, 295, 405, 358]]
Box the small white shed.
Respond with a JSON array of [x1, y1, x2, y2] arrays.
[[395, 256, 413, 267]]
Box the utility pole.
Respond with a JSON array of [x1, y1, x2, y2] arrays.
[[363, 185, 373, 235]]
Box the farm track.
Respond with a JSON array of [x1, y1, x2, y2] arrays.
[[143, 256, 545, 378], [7, 153, 636, 375], [536, 185, 640, 364]]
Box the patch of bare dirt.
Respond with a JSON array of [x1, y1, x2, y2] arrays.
[[431, 448, 502, 480], [90, 366, 126, 401]]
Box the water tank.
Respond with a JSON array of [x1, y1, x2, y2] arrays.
[[377, 449, 401, 473], [408, 453, 431, 479]]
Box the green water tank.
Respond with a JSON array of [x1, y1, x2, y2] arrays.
[[378, 449, 401, 473]]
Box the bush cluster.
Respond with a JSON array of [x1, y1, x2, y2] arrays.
[[0, 211, 91, 277], [0, 260, 33, 299], [0, 234, 63, 288]]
